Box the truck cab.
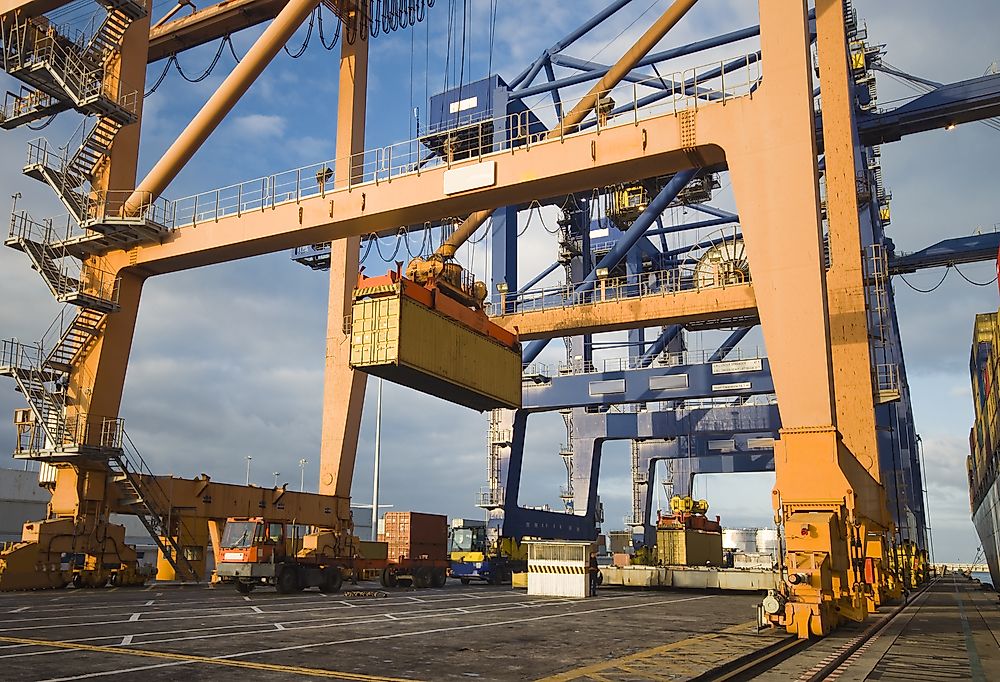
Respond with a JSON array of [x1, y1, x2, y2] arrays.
[[215, 517, 344, 595], [449, 519, 525, 585]]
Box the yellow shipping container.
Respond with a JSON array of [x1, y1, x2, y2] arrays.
[[656, 528, 723, 567], [350, 289, 521, 411]]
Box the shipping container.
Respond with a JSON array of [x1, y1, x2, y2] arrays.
[[656, 528, 724, 567], [382, 512, 448, 562], [350, 281, 521, 411]]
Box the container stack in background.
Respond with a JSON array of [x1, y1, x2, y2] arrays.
[[970, 309, 1000, 510], [380, 512, 448, 562]]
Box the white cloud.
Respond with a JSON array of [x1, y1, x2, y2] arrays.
[[231, 113, 287, 138]]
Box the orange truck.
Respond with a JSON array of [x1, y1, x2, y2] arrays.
[[216, 513, 448, 594]]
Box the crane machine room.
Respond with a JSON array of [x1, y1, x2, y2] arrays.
[[0, 0, 998, 644]]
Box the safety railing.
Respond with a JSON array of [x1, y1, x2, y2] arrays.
[[0, 88, 59, 123], [87, 189, 175, 229], [521, 347, 765, 379], [476, 488, 504, 508], [167, 50, 762, 228]]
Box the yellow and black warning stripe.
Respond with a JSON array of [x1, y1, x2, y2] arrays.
[[528, 564, 587, 574]]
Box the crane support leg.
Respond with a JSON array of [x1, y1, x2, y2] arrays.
[[719, 0, 885, 637], [318, 36, 368, 525], [814, 0, 895, 610], [0, 15, 152, 590]]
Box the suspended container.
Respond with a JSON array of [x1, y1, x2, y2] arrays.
[[656, 528, 723, 567], [350, 270, 521, 411]]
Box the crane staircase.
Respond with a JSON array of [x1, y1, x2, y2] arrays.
[[0, 0, 146, 129], [0, 0, 195, 582]]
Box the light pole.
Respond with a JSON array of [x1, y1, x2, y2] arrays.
[[245, 455, 252, 486], [273, 471, 280, 488], [371, 377, 383, 542], [299, 458, 308, 492]]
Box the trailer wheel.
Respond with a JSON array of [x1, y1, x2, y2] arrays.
[[431, 568, 447, 588], [319, 568, 343, 594], [413, 568, 431, 589], [380, 567, 398, 588], [460, 578, 471, 586], [276, 566, 299, 594], [235, 581, 255, 595]]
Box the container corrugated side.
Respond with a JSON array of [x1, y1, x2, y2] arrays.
[[350, 294, 520, 411]]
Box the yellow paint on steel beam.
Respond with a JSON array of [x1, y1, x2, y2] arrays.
[[535, 621, 757, 681], [0, 635, 417, 682]]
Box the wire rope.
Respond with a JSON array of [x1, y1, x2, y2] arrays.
[[283, 8, 315, 58], [954, 264, 999, 287], [898, 268, 949, 293]]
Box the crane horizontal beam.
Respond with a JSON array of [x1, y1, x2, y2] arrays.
[[888, 231, 1000, 274], [521, 356, 772, 411], [492, 284, 758, 340], [855, 73, 1000, 145], [121, 107, 728, 275], [148, 0, 288, 62]]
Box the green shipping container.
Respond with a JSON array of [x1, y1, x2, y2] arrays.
[[350, 291, 521, 411], [656, 528, 724, 567]]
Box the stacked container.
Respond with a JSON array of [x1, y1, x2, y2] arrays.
[[970, 310, 1000, 510], [381, 512, 448, 562]]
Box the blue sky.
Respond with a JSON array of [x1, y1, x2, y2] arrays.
[[1, 0, 998, 563]]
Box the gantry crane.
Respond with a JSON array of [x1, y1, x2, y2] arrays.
[[0, 0, 998, 638]]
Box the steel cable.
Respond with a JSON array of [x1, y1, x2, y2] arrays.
[[954, 264, 999, 287], [283, 9, 315, 58], [898, 268, 950, 293]]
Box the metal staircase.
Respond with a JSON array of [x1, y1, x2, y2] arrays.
[[0, 340, 68, 454], [106, 428, 200, 581], [44, 308, 107, 373], [6, 211, 120, 311], [0, 0, 145, 129]]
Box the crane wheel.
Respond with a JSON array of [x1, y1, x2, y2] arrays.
[[276, 566, 299, 594], [431, 568, 447, 588], [235, 581, 255, 595], [319, 568, 343, 594], [460, 578, 471, 585]]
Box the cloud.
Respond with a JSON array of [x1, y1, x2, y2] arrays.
[[230, 113, 287, 138]]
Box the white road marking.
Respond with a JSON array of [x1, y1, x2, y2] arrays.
[[338, 601, 356, 608], [406, 597, 423, 603], [119, 636, 132, 646], [274, 623, 285, 631], [10, 607, 29, 613], [250, 606, 263, 614], [0, 594, 651, 660], [128, 614, 140, 622], [35, 595, 717, 681], [143, 601, 154, 607], [0, 591, 523, 629], [143, 586, 154, 592]]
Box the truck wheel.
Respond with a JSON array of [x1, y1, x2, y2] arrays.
[[487, 571, 502, 586], [276, 567, 299, 594], [431, 568, 447, 588], [380, 567, 398, 588], [413, 569, 431, 589], [235, 581, 254, 595], [319, 568, 343, 594], [460, 578, 471, 586]]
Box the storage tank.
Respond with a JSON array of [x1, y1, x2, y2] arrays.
[[723, 528, 757, 554], [755, 528, 779, 557]]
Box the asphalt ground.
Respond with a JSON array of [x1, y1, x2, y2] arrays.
[[0, 580, 776, 681]]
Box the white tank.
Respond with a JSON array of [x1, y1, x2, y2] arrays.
[[756, 528, 779, 557], [723, 528, 757, 554]]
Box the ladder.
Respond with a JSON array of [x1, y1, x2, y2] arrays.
[[106, 431, 200, 581]]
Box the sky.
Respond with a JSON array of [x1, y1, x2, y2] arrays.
[[0, 0, 998, 564]]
